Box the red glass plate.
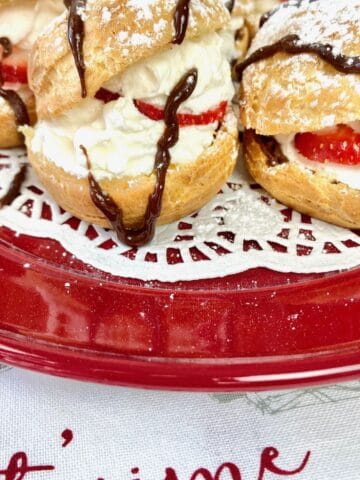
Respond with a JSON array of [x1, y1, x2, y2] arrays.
[[0, 225, 360, 392]]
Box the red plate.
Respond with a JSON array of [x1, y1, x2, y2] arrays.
[[0, 225, 360, 391]]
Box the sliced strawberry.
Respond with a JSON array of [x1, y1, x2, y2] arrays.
[[134, 100, 164, 121], [134, 100, 228, 126], [2, 47, 28, 84], [178, 101, 227, 126], [295, 124, 360, 166]]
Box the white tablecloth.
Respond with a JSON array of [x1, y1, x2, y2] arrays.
[[0, 365, 360, 479]]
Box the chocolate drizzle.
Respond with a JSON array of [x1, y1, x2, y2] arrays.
[[250, 131, 288, 167], [84, 68, 198, 247], [0, 90, 30, 128], [236, 34, 360, 81], [94, 88, 121, 104], [0, 37, 29, 133], [173, 0, 191, 45], [65, 0, 87, 97], [0, 164, 27, 208]]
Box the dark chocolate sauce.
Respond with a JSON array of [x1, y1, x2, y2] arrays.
[[95, 88, 121, 104], [226, 0, 235, 14], [236, 34, 360, 81], [249, 131, 288, 167], [172, 0, 191, 45], [0, 89, 30, 127], [65, 0, 87, 97], [83, 68, 198, 247], [0, 163, 27, 208], [0, 37, 29, 132]]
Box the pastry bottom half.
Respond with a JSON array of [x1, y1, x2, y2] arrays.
[[244, 129, 360, 229], [24, 115, 238, 229]]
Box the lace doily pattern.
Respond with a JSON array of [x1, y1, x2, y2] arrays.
[[0, 149, 359, 282]]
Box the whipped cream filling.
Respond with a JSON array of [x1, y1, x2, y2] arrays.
[[0, 0, 64, 50], [104, 33, 234, 115], [276, 121, 360, 190], [32, 33, 235, 180]]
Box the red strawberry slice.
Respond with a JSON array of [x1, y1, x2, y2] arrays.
[[2, 47, 28, 84], [134, 100, 164, 121], [295, 124, 360, 166], [134, 100, 228, 126]]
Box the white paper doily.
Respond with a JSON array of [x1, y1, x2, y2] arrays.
[[0, 149, 359, 282]]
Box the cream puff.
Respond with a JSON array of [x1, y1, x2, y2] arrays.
[[220, 0, 253, 64], [0, 0, 64, 148], [24, 0, 239, 246], [238, 0, 360, 228]]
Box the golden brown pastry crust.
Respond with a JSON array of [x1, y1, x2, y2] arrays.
[[0, 93, 36, 148], [240, 2, 360, 135], [24, 113, 239, 228], [244, 130, 360, 229], [240, 55, 360, 136], [30, 0, 231, 119]]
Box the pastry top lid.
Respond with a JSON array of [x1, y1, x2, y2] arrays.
[[240, 0, 360, 135], [30, 0, 230, 119]]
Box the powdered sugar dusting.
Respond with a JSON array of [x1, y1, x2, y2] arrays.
[[101, 6, 111, 24], [112, 0, 230, 48], [105, 0, 171, 50], [126, 0, 158, 20], [249, 0, 360, 56], [242, 0, 360, 134]]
